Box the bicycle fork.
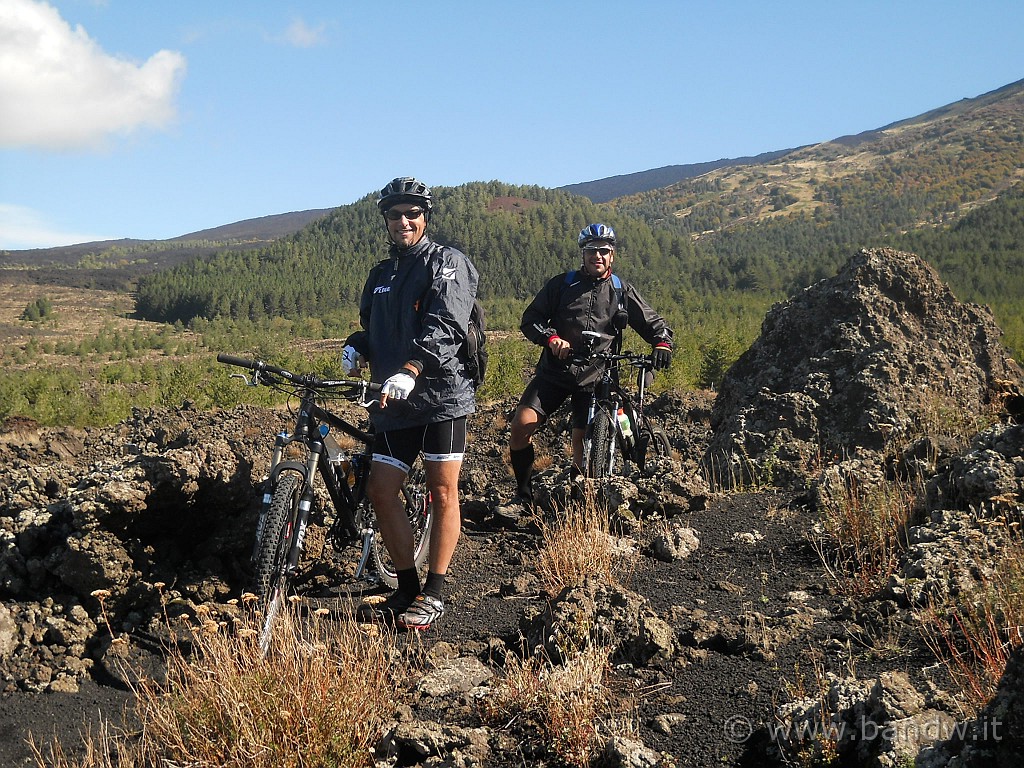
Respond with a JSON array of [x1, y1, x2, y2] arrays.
[[584, 381, 622, 478], [282, 445, 323, 578], [583, 398, 599, 475], [603, 395, 622, 476]]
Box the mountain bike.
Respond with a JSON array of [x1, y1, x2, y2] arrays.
[[575, 331, 672, 480], [217, 354, 433, 650]]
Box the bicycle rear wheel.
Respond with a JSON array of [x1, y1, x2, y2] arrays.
[[585, 408, 614, 479], [370, 463, 434, 589], [251, 473, 301, 652]]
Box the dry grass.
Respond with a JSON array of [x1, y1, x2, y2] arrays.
[[479, 643, 633, 768], [30, 598, 404, 768], [772, 649, 846, 767], [812, 477, 917, 598], [535, 488, 621, 596], [912, 388, 995, 453], [478, 488, 638, 765], [28, 721, 131, 768]]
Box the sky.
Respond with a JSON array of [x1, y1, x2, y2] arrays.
[[1, 1, 1022, 251]]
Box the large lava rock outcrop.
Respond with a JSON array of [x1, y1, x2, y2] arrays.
[[703, 247, 1023, 489]]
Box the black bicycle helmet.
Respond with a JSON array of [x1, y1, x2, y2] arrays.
[[578, 223, 616, 247], [377, 177, 433, 212]]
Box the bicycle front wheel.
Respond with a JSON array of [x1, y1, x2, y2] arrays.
[[585, 408, 614, 479], [251, 473, 301, 649], [648, 424, 672, 458], [370, 463, 434, 589], [634, 417, 672, 471]]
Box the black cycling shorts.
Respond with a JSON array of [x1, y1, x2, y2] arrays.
[[371, 416, 468, 473], [517, 377, 592, 430]]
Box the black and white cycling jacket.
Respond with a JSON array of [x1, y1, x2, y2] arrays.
[[347, 236, 479, 431]]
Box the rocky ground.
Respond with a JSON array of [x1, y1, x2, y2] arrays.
[[0, 396, 866, 768], [2, 248, 1024, 767]]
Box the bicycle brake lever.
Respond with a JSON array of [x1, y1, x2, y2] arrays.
[[229, 372, 256, 386], [354, 380, 381, 409]]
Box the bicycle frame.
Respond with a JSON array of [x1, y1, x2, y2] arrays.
[[218, 353, 434, 652], [219, 353, 431, 584], [260, 389, 381, 584]]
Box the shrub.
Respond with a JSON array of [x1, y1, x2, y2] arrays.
[[812, 478, 916, 598]]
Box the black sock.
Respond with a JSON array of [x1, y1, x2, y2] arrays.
[[510, 445, 535, 499], [397, 567, 420, 597], [422, 571, 446, 601]]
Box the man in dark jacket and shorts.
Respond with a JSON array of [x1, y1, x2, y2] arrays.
[[508, 223, 673, 504], [343, 177, 479, 630]]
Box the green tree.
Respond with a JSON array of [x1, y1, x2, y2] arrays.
[[20, 296, 53, 322], [698, 337, 738, 391]]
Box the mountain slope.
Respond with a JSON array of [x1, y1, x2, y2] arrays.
[[5, 78, 1024, 359], [6, 77, 1021, 280], [131, 183, 685, 329], [613, 77, 1024, 238], [558, 148, 800, 203], [170, 208, 334, 243], [0, 209, 335, 273]]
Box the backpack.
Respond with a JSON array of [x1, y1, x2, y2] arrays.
[[463, 299, 488, 388], [422, 246, 488, 388]]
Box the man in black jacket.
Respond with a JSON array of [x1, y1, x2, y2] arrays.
[[343, 177, 479, 631], [508, 223, 673, 504]]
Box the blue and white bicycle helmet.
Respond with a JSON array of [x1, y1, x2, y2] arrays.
[[578, 223, 616, 248], [377, 177, 433, 213]]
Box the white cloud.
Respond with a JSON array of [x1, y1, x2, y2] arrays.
[[0, 203, 112, 250], [282, 17, 327, 48], [0, 0, 187, 150]]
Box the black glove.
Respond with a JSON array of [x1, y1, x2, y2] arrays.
[[651, 345, 672, 370]]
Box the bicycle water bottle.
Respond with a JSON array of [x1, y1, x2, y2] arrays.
[[617, 407, 634, 445], [321, 429, 353, 483]]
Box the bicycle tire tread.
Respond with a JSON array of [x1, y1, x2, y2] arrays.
[[585, 409, 613, 479], [251, 474, 300, 605]]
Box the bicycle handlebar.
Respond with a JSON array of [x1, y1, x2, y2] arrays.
[[217, 353, 292, 377], [569, 349, 656, 369], [217, 353, 382, 396]]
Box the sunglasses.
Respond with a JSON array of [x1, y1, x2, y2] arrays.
[[582, 246, 614, 256], [384, 208, 425, 221]]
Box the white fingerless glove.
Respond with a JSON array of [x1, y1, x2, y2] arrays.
[[381, 371, 416, 401], [341, 345, 363, 374]]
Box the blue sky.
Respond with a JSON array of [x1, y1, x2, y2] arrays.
[[1, 0, 1022, 250]]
